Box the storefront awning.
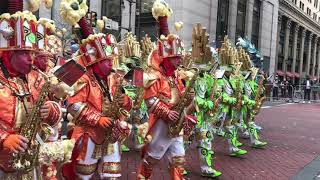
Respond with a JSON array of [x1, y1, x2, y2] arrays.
[[293, 72, 300, 78], [310, 76, 318, 80], [286, 72, 295, 78], [276, 70, 285, 76]]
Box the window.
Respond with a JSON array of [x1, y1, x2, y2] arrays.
[[251, 0, 261, 47], [300, 2, 305, 10], [135, 0, 158, 41], [315, 0, 318, 7], [313, 12, 318, 20], [292, 0, 297, 4], [235, 0, 247, 40], [307, 8, 311, 15], [101, 0, 122, 39], [216, 0, 230, 47], [308, 0, 312, 3]]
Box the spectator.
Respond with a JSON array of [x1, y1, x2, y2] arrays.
[[280, 78, 288, 98], [303, 76, 312, 103], [273, 75, 279, 100], [287, 77, 293, 100]]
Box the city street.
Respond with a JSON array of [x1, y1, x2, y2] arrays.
[[120, 103, 320, 180]]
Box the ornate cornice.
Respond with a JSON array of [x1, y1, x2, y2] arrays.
[[301, 28, 307, 38], [280, 0, 320, 36], [285, 19, 292, 29], [294, 24, 299, 34]]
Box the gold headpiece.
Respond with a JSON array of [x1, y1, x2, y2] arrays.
[[219, 36, 239, 66], [250, 67, 259, 80], [124, 32, 141, 58], [191, 23, 212, 64]]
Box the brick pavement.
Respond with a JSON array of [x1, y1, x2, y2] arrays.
[[120, 103, 320, 180]]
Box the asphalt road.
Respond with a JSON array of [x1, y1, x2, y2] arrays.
[[120, 103, 320, 180]]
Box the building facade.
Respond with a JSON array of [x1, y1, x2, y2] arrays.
[[277, 0, 320, 84], [133, 0, 279, 76], [23, 0, 279, 76]]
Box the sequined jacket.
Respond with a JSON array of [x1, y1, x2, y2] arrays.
[[67, 71, 132, 145], [0, 70, 62, 172]]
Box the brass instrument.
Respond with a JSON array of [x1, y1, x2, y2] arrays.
[[252, 76, 265, 115], [233, 62, 243, 111], [133, 87, 145, 111], [102, 77, 130, 143], [208, 63, 219, 117], [168, 67, 199, 137], [13, 68, 52, 171]]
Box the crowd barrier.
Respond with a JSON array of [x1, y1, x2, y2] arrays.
[[265, 84, 320, 103]]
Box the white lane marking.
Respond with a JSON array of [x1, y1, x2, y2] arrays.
[[262, 102, 296, 109], [261, 106, 272, 109]]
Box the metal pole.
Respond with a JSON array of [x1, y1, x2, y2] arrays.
[[129, 1, 132, 32], [138, 0, 141, 39]]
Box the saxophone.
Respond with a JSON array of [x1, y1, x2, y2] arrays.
[[208, 63, 219, 118], [13, 70, 51, 171], [168, 68, 199, 137], [102, 77, 131, 143], [252, 76, 265, 115], [235, 77, 243, 111]]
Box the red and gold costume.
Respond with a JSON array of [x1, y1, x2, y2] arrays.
[[0, 1, 62, 179], [59, 1, 132, 179], [137, 1, 196, 179]]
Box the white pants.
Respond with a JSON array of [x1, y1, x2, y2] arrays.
[[147, 119, 185, 163], [76, 137, 121, 180]]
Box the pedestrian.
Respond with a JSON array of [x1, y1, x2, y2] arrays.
[[303, 76, 312, 103], [280, 79, 286, 98], [287, 77, 293, 101], [273, 75, 279, 100]]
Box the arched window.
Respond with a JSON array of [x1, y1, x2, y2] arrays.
[[251, 0, 261, 47], [135, 0, 158, 41], [235, 0, 247, 39], [216, 0, 229, 47]]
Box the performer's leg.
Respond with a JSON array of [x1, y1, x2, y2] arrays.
[[248, 121, 268, 148], [137, 155, 160, 180], [197, 128, 222, 178], [137, 120, 170, 179], [231, 110, 243, 147], [225, 124, 247, 157], [100, 142, 121, 179], [166, 136, 185, 180], [217, 111, 226, 136], [75, 137, 99, 180], [237, 107, 249, 139]]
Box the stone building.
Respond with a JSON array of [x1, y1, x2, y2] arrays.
[[23, 0, 279, 76], [134, 0, 279, 76], [277, 0, 320, 84]]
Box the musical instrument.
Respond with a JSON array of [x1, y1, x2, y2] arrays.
[[102, 77, 131, 143], [13, 68, 53, 171], [252, 76, 265, 115], [168, 67, 199, 137]]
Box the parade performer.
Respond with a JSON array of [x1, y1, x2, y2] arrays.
[[229, 49, 256, 149], [188, 23, 222, 178], [244, 67, 268, 148], [215, 37, 247, 157], [194, 71, 222, 178], [34, 18, 76, 180], [236, 37, 265, 133], [121, 32, 149, 151], [60, 1, 132, 179], [137, 1, 197, 179], [0, 1, 62, 179]]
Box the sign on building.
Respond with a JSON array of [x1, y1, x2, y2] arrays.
[[105, 18, 119, 31]]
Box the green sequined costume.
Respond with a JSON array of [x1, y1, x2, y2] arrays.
[[244, 78, 267, 148], [194, 73, 222, 178]]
